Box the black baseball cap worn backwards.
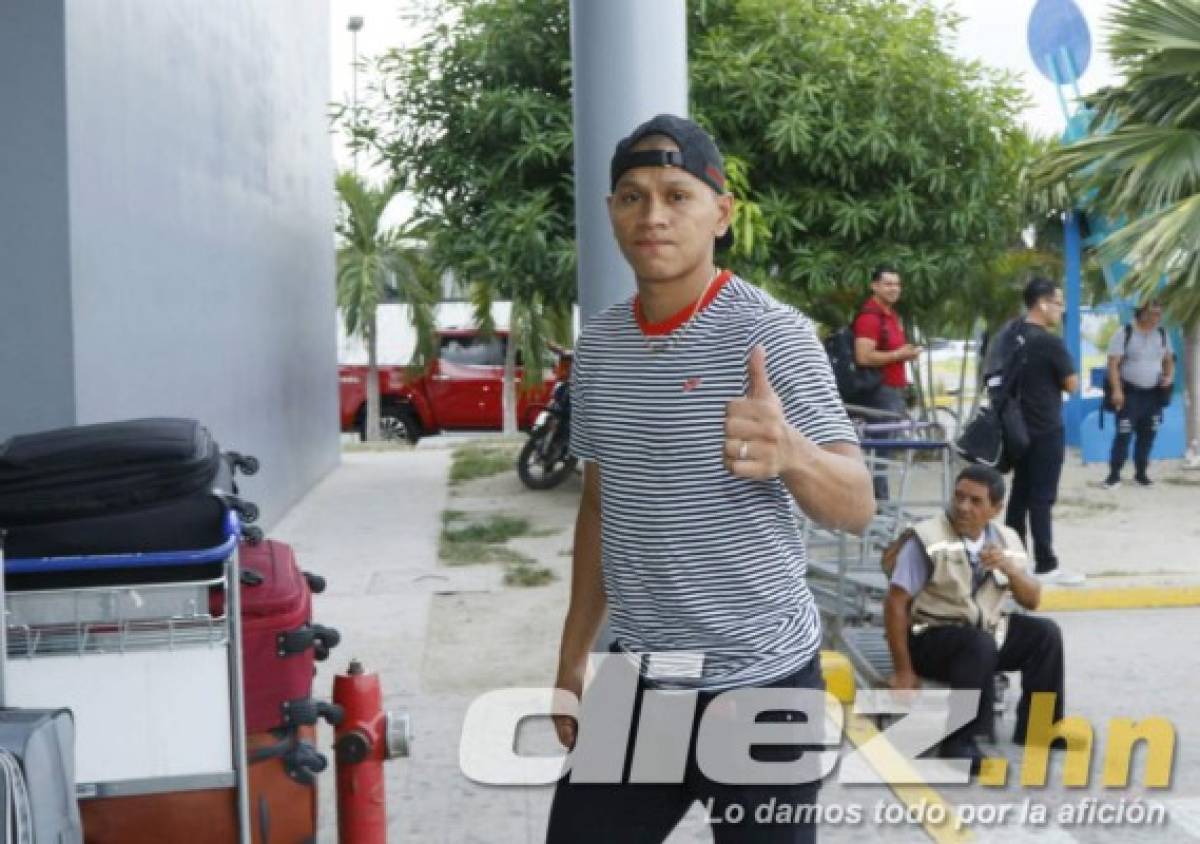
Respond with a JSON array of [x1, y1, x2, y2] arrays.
[[610, 114, 733, 250]]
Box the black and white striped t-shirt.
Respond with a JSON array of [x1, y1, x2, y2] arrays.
[[570, 272, 859, 690]]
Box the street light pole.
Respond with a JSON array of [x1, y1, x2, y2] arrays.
[[347, 16, 364, 175]]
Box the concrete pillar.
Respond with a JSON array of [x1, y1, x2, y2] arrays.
[[0, 0, 77, 434], [569, 0, 688, 324]]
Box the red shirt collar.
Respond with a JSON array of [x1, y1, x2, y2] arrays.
[[862, 296, 896, 317], [633, 270, 733, 336]]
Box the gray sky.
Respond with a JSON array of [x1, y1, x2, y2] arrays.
[[329, 0, 1121, 202]]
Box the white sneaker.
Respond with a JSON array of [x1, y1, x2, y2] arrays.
[[1036, 568, 1086, 587]]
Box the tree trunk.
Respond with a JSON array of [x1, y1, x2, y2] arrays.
[[1185, 325, 1200, 461], [365, 315, 382, 442], [502, 326, 518, 436]]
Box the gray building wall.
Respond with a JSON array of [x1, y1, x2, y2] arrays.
[[1, 0, 338, 527], [0, 0, 77, 433]]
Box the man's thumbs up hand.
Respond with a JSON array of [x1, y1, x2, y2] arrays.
[[746, 344, 774, 400], [724, 344, 797, 480]]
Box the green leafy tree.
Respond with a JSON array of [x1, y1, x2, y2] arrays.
[[335, 171, 438, 442], [1034, 0, 1200, 448], [687, 0, 1033, 342], [342, 0, 1035, 425]]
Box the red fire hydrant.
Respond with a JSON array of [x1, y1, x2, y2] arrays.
[[333, 659, 412, 844]]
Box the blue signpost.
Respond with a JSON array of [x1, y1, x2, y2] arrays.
[[1026, 0, 1185, 460]]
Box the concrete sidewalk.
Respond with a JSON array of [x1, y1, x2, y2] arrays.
[[269, 444, 1200, 843]]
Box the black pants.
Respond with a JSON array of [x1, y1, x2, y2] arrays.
[[546, 655, 825, 844], [908, 614, 1064, 746], [1005, 427, 1065, 573], [1109, 386, 1162, 479], [863, 385, 908, 502]]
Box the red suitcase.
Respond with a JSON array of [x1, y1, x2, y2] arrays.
[[214, 539, 342, 732]]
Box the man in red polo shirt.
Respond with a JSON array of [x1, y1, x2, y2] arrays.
[[853, 265, 922, 500]]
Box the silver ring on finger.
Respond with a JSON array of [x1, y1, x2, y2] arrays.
[[738, 440, 749, 461]]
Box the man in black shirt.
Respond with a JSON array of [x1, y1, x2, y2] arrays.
[[1005, 277, 1084, 586]]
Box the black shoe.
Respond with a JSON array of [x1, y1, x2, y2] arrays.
[[1135, 474, 1153, 487], [1101, 474, 1121, 490], [938, 738, 984, 776]]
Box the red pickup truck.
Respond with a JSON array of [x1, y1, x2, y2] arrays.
[[339, 329, 567, 443]]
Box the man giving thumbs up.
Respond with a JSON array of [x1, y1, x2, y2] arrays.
[[547, 115, 873, 844], [723, 344, 873, 529]]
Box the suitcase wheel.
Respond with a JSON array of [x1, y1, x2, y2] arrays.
[[314, 642, 330, 662], [283, 698, 345, 728], [234, 498, 260, 524], [278, 623, 339, 658], [302, 571, 327, 594], [312, 623, 341, 650], [241, 525, 264, 545], [226, 451, 261, 476], [277, 626, 317, 656], [284, 744, 327, 783]]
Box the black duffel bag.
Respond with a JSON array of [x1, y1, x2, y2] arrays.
[[0, 418, 252, 568], [954, 404, 1006, 469]]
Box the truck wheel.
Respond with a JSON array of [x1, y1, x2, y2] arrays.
[[380, 402, 421, 445], [357, 403, 421, 444]]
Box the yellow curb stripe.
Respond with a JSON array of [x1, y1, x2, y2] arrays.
[[1039, 586, 1200, 611], [842, 709, 974, 844]]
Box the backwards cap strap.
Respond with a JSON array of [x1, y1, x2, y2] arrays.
[[612, 149, 684, 184]]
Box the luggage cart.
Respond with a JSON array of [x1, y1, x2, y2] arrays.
[[1, 512, 251, 843]]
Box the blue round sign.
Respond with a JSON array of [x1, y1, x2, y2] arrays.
[[1027, 0, 1092, 84]]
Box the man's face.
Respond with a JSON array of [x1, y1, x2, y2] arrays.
[[870, 272, 902, 306], [949, 478, 1001, 539], [607, 136, 733, 283], [1038, 289, 1066, 328], [1139, 302, 1164, 328]]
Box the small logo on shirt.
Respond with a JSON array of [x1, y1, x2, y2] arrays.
[[682, 377, 703, 392]]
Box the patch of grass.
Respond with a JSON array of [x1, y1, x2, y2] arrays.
[[438, 512, 535, 568], [489, 547, 539, 567], [437, 500, 554, 587], [443, 515, 532, 544], [438, 540, 496, 567], [449, 443, 518, 484], [504, 560, 556, 587]]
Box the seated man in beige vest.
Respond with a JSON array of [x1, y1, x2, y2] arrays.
[[882, 464, 1064, 772]]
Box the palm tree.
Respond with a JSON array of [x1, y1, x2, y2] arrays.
[[335, 171, 438, 442], [1034, 0, 1200, 450]]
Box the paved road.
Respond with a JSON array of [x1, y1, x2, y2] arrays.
[[270, 449, 1200, 843]]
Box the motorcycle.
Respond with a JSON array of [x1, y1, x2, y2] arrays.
[[517, 379, 577, 490]]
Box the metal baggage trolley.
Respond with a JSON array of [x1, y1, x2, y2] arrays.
[[0, 512, 251, 843]]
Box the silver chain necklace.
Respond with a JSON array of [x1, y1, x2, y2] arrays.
[[641, 269, 722, 354]]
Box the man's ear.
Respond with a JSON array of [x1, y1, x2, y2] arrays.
[[715, 193, 735, 238]]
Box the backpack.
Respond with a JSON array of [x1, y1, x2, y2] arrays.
[[824, 312, 887, 404], [955, 321, 1030, 469], [1100, 324, 1169, 425], [980, 317, 1024, 389]]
